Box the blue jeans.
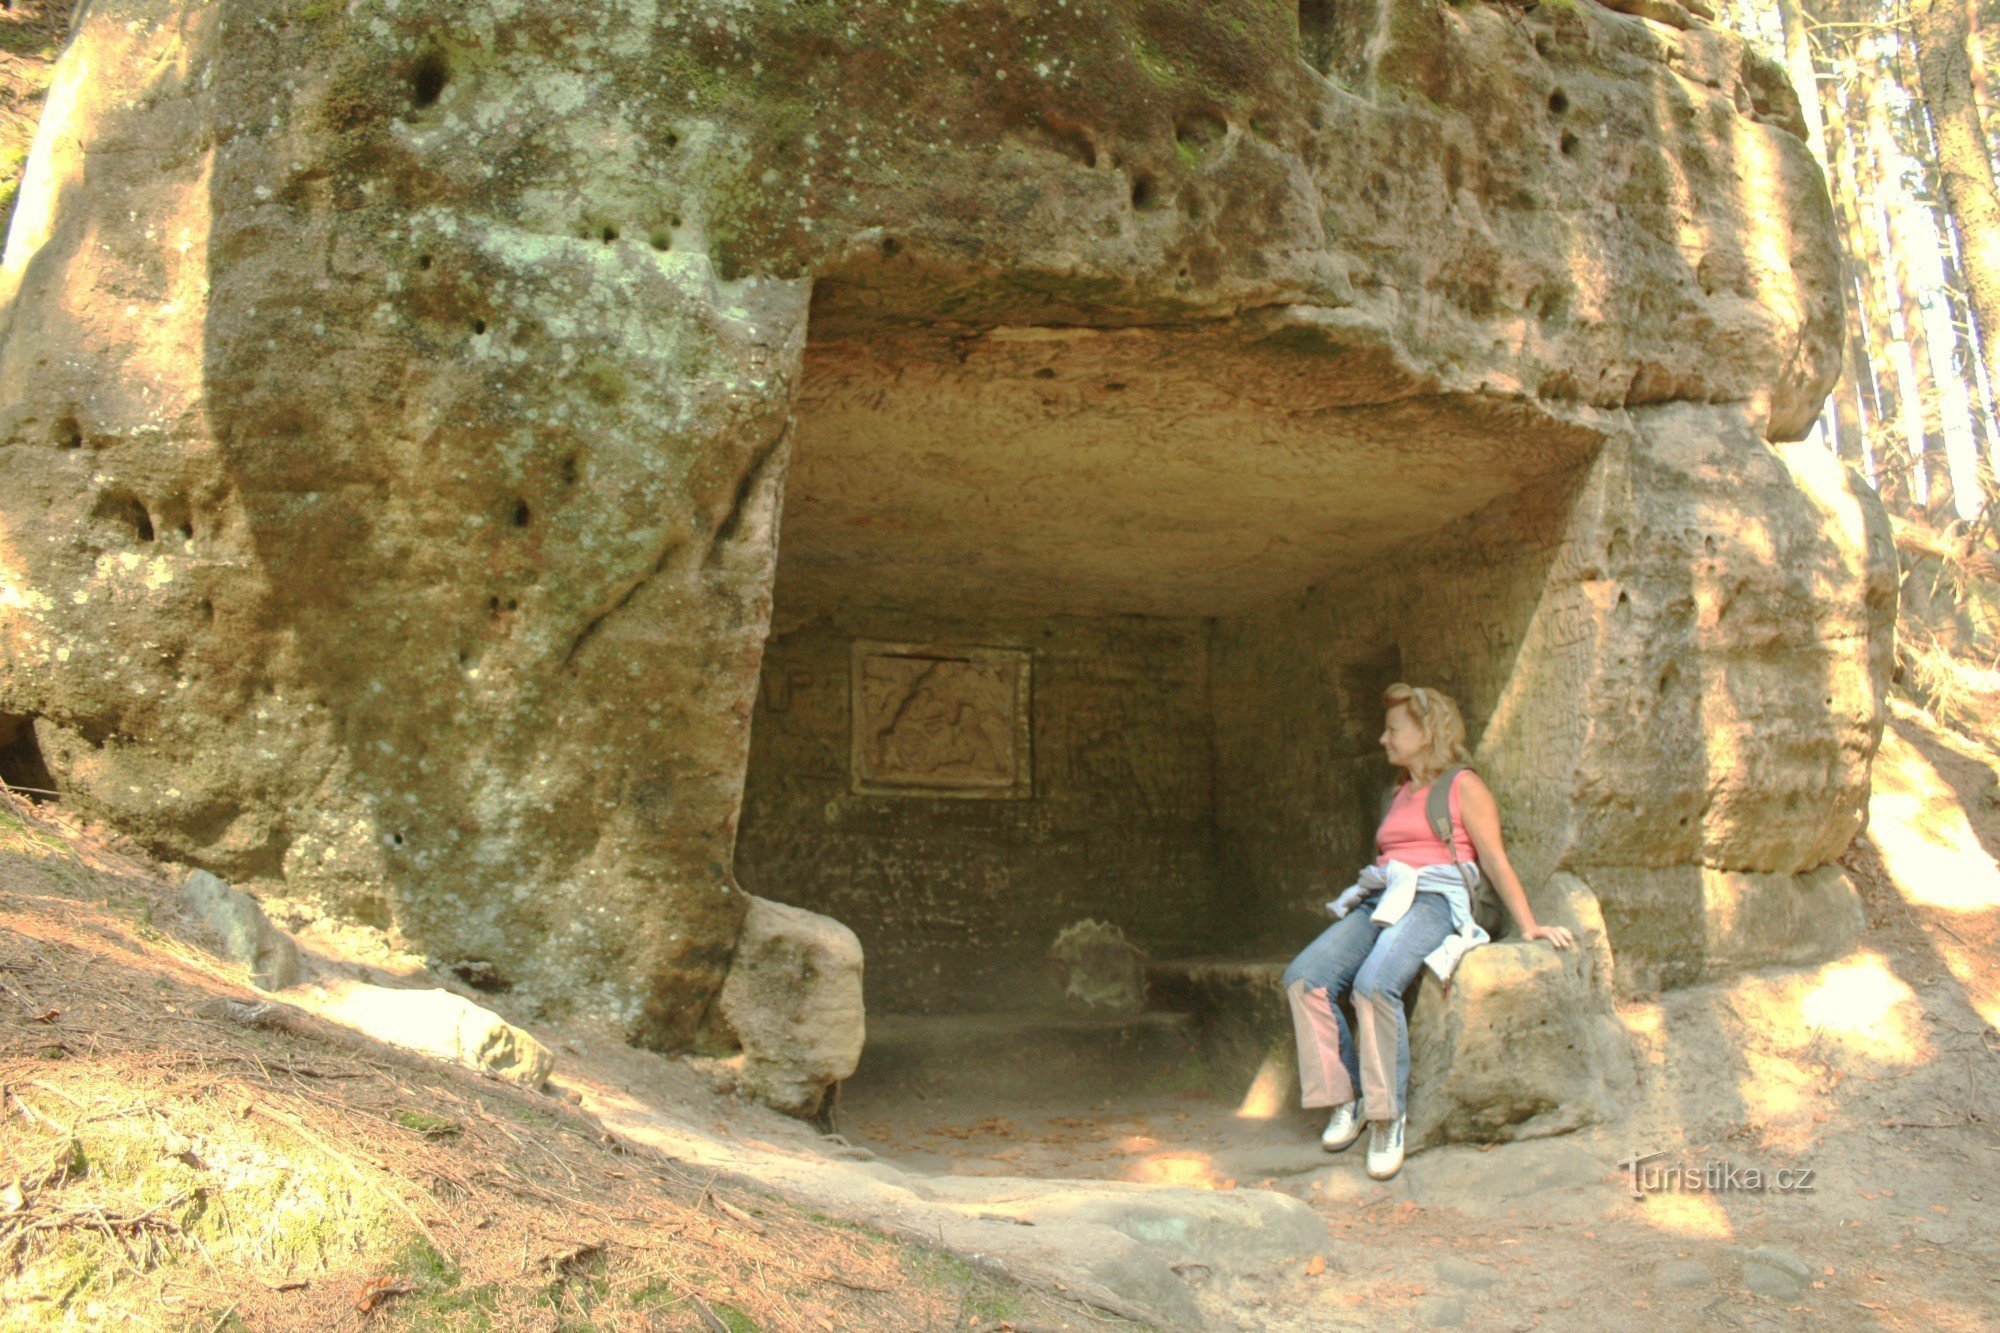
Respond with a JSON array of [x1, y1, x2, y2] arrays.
[[1282, 889, 1456, 1120]]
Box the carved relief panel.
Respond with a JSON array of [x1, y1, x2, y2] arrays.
[[850, 641, 1032, 798]]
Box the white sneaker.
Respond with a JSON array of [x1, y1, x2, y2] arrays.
[[1365, 1114, 1406, 1180], [1320, 1101, 1362, 1152]]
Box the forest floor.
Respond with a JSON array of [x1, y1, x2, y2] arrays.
[[0, 807, 1122, 1331], [838, 699, 2000, 1332]]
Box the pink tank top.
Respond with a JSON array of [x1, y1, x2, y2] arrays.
[[1374, 774, 1476, 868]]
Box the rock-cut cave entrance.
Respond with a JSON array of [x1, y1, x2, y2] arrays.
[[734, 313, 1598, 1140]]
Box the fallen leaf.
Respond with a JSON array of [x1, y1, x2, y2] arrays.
[[1304, 1255, 1327, 1278], [355, 1276, 414, 1314], [544, 1241, 605, 1275]]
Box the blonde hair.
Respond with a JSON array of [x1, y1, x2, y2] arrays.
[[1382, 682, 1473, 783]]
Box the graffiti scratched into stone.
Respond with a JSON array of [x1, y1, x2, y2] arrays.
[[851, 642, 1031, 798]]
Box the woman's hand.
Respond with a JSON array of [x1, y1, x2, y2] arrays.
[[1523, 923, 1575, 950]]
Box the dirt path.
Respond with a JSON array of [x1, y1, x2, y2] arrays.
[[841, 702, 2000, 1330]]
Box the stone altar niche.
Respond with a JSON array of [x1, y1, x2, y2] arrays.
[[849, 642, 1031, 800]]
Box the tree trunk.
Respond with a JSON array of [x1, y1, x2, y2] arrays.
[[1892, 64, 1989, 516], [1967, 0, 1999, 177], [1854, 77, 1938, 507], [1910, 0, 2000, 432], [1824, 63, 1902, 479], [1777, 0, 1832, 162]]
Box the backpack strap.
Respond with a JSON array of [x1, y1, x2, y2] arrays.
[[1427, 765, 1479, 898]]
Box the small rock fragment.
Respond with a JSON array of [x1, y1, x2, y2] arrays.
[[718, 896, 864, 1117], [1048, 919, 1147, 1014], [1741, 1244, 1810, 1297], [1433, 1255, 1497, 1290], [1417, 1295, 1467, 1327], [179, 870, 301, 991], [315, 981, 554, 1088], [1656, 1258, 1713, 1289]]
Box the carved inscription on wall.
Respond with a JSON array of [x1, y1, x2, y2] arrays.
[[850, 641, 1032, 798]]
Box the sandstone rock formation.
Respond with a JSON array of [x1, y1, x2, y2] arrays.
[[715, 895, 864, 1117], [1405, 874, 1631, 1150], [0, 0, 1892, 1118]]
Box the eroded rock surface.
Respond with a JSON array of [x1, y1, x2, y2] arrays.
[[0, 0, 1886, 1076]]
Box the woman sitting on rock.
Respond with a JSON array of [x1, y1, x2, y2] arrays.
[[1281, 683, 1574, 1180]]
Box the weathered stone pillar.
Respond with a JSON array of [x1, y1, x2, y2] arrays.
[[0, 0, 809, 1043]]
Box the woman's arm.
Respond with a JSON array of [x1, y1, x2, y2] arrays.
[[1457, 773, 1574, 949]]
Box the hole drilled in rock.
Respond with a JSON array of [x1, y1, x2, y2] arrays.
[[512, 499, 531, 527], [471, 318, 487, 336], [410, 52, 449, 109], [92, 490, 154, 543], [1130, 173, 1159, 210], [451, 959, 513, 993], [1174, 110, 1228, 151], [1036, 115, 1099, 168], [1560, 131, 1580, 157], [1548, 88, 1569, 115], [54, 415, 84, 449]]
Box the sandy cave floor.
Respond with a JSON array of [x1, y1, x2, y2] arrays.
[[830, 701, 2000, 1331]]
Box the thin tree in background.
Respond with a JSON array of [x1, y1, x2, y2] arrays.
[[1908, 0, 2000, 464]]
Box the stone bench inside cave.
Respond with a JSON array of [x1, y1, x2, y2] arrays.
[[1145, 935, 1630, 1153], [843, 890, 1632, 1156]]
